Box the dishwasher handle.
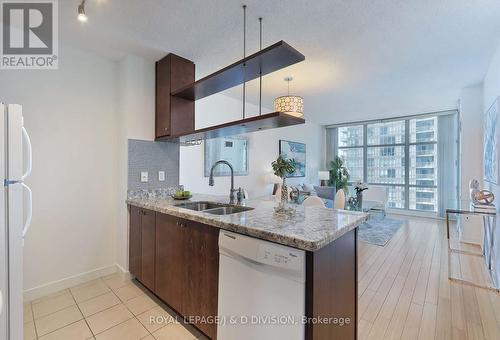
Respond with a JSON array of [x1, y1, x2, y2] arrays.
[[219, 231, 305, 273]]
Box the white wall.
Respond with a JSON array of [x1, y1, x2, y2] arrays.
[[0, 47, 119, 294], [459, 84, 484, 198], [457, 85, 484, 245], [180, 94, 325, 198], [484, 43, 500, 111], [116, 55, 156, 271]]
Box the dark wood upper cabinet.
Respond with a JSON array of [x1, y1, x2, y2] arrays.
[[141, 209, 156, 291], [129, 206, 142, 281], [155, 41, 306, 142], [171, 41, 305, 101], [176, 112, 304, 142], [155, 54, 195, 139]]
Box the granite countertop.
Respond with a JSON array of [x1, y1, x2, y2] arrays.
[[126, 191, 368, 251]]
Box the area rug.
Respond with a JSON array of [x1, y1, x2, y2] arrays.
[[358, 217, 404, 246]]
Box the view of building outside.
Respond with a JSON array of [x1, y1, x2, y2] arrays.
[[338, 125, 364, 183], [336, 117, 438, 212], [409, 117, 438, 211]]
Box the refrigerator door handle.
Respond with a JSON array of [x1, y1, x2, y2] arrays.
[[21, 182, 32, 238], [21, 126, 32, 181]]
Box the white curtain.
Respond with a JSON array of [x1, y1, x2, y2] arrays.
[[325, 128, 338, 167], [437, 114, 459, 217]]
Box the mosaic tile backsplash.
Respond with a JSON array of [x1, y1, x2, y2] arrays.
[[128, 139, 179, 190]]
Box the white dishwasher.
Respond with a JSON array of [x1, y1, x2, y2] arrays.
[[217, 231, 306, 340]]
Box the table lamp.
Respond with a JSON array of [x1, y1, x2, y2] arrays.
[[319, 171, 330, 186]]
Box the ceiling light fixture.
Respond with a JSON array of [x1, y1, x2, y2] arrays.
[[274, 77, 304, 118], [77, 0, 88, 22]]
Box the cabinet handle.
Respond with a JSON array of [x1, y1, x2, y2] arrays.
[[175, 220, 186, 228]]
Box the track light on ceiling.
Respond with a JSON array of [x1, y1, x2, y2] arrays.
[[78, 0, 88, 22]]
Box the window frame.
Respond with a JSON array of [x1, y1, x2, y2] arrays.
[[336, 117, 438, 212]]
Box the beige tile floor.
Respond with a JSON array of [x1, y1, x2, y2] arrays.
[[24, 216, 500, 340], [23, 274, 207, 340]]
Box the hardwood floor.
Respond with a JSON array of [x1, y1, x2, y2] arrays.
[[358, 215, 500, 340]]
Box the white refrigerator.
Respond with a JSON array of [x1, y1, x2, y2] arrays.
[[1, 103, 33, 340]]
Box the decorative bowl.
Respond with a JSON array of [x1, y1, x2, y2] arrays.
[[171, 194, 192, 200]]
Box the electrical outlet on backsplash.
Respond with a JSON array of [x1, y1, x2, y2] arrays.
[[128, 139, 180, 191]]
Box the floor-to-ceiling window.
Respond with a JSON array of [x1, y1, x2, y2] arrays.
[[366, 120, 406, 208], [330, 113, 457, 213], [409, 117, 438, 211]]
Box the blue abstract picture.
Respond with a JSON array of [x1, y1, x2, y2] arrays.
[[484, 97, 499, 184], [279, 140, 306, 177]]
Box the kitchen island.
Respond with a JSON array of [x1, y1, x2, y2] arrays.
[[127, 191, 368, 340]]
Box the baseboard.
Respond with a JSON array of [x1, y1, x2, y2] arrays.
[[23, 264, 119, 302], [459, 237, 483, 248], [387, 208, 441, 220], [115, 263, 132, 280]]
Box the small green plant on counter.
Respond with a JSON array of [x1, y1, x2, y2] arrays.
[[271, 155, 297, 212], [272, 155, 296, 179], [329, 155, 350, 193]]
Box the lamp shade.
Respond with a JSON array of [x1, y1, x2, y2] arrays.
[[318, 171, 330, 180], [274, 95, 304, 118]]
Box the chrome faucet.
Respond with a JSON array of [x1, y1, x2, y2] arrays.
[[209, 160, 242, 205]]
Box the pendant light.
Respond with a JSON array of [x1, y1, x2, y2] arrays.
[[274, 77, 304, 118]]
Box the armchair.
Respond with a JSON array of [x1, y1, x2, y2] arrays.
[[363, 185, 389, 216]]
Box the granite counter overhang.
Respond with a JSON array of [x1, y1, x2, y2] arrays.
[[126, 194, 369, 252]]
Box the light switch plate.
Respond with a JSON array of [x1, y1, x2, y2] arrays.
[[158, 171, 165, 181], [141, 171, 148, 182]]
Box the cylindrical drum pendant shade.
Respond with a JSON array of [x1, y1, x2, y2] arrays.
[[274, 95, 304, 118]]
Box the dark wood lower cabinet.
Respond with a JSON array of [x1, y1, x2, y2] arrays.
[[141, 208, 156, 291], [129, 206, 156, 290], [154, 213, 219, 340], [129, 206, 142, 281], [130, 205, 358, 340], [155, 213, 186, 313], [183, 220, 219, 340], [305, 228, 357, 340]]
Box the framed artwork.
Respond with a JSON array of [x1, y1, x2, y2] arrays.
[[484, 97, 499, 184], [279, 140, 306, 177], [204, 137, 249, 177]]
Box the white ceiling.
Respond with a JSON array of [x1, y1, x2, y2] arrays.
[[60, 0, 500, 124]]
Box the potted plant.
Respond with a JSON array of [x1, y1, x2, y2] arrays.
[[328, 156, 350, 193], [271, 155, 297, 212]]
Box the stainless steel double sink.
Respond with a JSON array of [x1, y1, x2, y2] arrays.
[[174, 201, 254, 215]]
